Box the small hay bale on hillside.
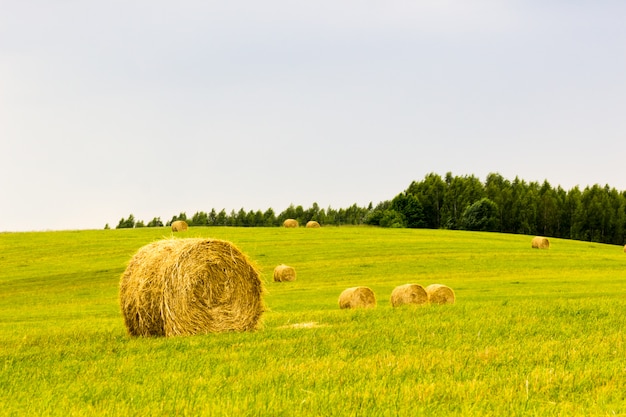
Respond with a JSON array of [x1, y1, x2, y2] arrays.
[[425, 284, 455, 305], [338, 286, 376, 309], [531, 236, 550, 249], [171, 220, 188, 232], [119, 238, 265, 337], [273, 264, 296, 282], [390, 283, 428, 307], [623, 244, 626, 253], [283, 219, 299, 228], [306, 220, 321, 228]]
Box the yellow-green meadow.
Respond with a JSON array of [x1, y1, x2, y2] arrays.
[[1, 227, 625, 416]]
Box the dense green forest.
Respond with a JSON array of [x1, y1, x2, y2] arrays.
[[113, 172, 626, 245]]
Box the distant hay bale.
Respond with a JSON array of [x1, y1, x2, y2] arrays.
[[273, 264, 296, 282], [283, 219, 299, 228], [425, 284, 455, 305], [390, 284, 428, 307], [338, 286, 376, 309], [306, 220, 321, 228], [171, 220, 188, 232], [119, 238, 265, 337], [623, 244, 626, 253], [531, 236, 550, 249]]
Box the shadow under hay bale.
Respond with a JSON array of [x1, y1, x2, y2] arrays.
[[531, 236, 549, 249], [283, 219, 299, 228], [305, 220, 321, 228], [119, 238, 265, 337], [425, 284, 455, 305], [390, 283, 428, 307], [339, 286, 376, 309], [171, 220, 188, 232], [273, 264, 296, 282]]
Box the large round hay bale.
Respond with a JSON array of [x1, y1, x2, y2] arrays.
[[425, 284, 455, 305], [390, 283, 428, 307], [338, 286, 376, 309], [119, 238, 265, 337], [623, 244, 626, 253], [273, 264, 296, 282], [306, 220, 321, 228], [171, 220, 188, 232], [283, 219, 299, 228], [531, 236, 549, 249]]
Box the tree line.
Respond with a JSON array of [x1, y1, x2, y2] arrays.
[[368, 172, 626, 245], [112, 202, 372, 230], [112, 172, 626, 245]]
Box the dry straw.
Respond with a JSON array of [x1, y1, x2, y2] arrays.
[[119, 238, 265, 337], [390, 283, 428, 307], [283, 219, 299, 228], [531, 236, 550, 249], [171, 220, 188, 232], [273, 264, 296, 282], [339, 286, 376, 309], [425, 284, 455, 305], [306, 220, 321, 228]]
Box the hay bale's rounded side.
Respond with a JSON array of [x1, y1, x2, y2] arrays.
[[283, 219, 299, 228], [338, 286, 376, 309], [171, 220, 188, 232], [390, 283, 428, 307], [623, 244, 626, 253], [305, 220, 321, 228], [273, 264, 296, 282], [425, 284, 455, 305], [531, 236, 549, 249], [119, 238, 265, 337]]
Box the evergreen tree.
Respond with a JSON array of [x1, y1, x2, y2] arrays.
[[305, 202, 321, 222], [216, 209, 228, 226], [485, 173, 512, 232], [537, 180, 558, 236], [365, 201, 391, 226], [235, 209, 246, 227], [167, 212, 187, 226], [324, 206, 337, 225], [391, 193, 424, 228], [406, 173, 445, 228], [606, 187, 625, 244], [317, 208, 328, 225], [147, 217, 163, 227], [553, 186, 568, 238], [442, 174, 484, 229], [191, 211, 209, 226], [568, 187, 584, 240], [116, 214, 135, 229], [263, 208, 277, 226], [208, 209, 218, 226]]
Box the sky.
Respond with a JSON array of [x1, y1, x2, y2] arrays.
[[1, 1, 625, 232]]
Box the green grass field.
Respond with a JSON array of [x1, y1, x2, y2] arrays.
[[1, 227, 626, 416]]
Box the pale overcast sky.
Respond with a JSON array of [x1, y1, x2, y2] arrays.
[[1, 1, 625, 232]]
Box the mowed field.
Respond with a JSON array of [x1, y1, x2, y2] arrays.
[[1, 226, 626, 416]]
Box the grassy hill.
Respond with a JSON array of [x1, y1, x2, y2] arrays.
[[1, 227, 625, 415]]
